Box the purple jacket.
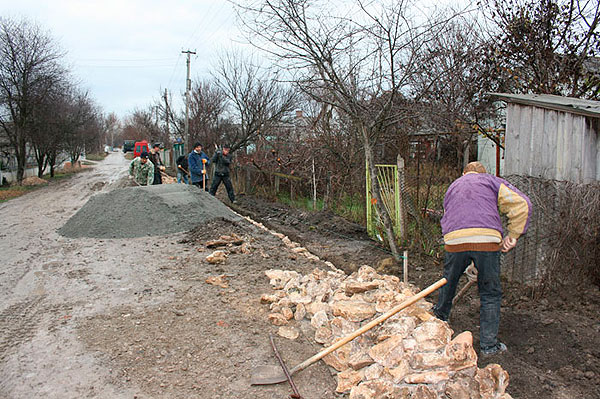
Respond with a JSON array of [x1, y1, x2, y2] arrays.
[[441, 172, 532, 243]]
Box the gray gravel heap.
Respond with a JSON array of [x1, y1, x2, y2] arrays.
[[59, 184, 241, 238]]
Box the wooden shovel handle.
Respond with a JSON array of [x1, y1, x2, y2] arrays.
[[289, 277, 447, 374]]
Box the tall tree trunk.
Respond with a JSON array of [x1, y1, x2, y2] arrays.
[[363, 128, 401, 261], [16, 136, 26, 183]]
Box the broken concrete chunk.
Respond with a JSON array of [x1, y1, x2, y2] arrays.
[[356, 265, 380, 281], [412, 385, 438, 399], [277, 326, 300, 340], [288, 291, 312, 305], [336, 369, 364, 393], [305, 301, 330, 316], [412, 319, 453, 351], [343, 280, 381, 294], [331, 300, 376, 322], [476, 364, 510, 397], [368, 335, 405, 368], [330, 317, 359, 336], [363, 363, 384, 381], [265, 269, 299, 289], [281, 307, 294, 320], [385, 359, 410, 383], [311, 310, 329, 329], [268, 313, 288, 326], [294, 303, 307, 321], [349, 380, 410, 399], [404, 370, 451, 384], [205, 250, 227, 264], [445, 376, 482, 399], [410, 351, 449, 370], [260, 294, 279, 304], [348, 340, 375, 370], [205, 274, 229, 288], [444, 331, 478, 371], [376, 316, 417, 342], [315, 326, 332, 344], [323, 339, 352, 371]]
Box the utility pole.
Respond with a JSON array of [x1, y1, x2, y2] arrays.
[[163, 88, 170, 138], [182, 49, 196, 152]]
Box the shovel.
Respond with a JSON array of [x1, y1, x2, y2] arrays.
[[251, 277, 447, 385]]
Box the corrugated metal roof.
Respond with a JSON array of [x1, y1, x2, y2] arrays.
[[488, 93, 600, 118]]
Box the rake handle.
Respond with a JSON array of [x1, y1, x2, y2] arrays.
[[289, 277, 447, 375]]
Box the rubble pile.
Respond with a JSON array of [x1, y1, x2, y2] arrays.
[[262, 266, 512, 399]]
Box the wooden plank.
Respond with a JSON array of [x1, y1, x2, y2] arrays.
[[542, 109, 558, 180], [570, 114, 584, 182], [517, 104, 533, 176], [555, 111, 567, 180], [529, 106, 545, 177], [581, 117, 597, 183], [504, 103, 520, 176]]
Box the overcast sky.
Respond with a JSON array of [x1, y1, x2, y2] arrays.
[[0, 0, 245, 119]]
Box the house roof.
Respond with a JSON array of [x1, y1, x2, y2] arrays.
[[488, 93, 600, 118]]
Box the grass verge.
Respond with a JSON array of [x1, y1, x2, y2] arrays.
[[0, 166, 91, 202]]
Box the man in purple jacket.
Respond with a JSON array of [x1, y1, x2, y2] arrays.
[[433, 162, 532, 356]]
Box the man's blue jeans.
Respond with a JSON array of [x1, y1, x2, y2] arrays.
[[433, 250, 502, 350], [177, 171, 188, 184]]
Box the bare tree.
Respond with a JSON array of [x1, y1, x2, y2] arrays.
[[62, 90, 102, 165], [0, 17, 66, 182], [122, 108, 162, 144], [481, 0, 600, 99], [237, 0, 453, 259], [188, 79, 228, 150], [411, 17, 500, 170], [215, 50, 298, 152]]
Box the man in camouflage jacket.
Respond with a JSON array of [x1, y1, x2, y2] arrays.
[[128, 151, 154, 186]]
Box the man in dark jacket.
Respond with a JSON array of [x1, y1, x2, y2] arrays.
[[433, 162, 532, 356], [188, 142, 210, 190], [209, 144, 235, 203], [176, 154, 189, 184], [149, 143, 165, 185]]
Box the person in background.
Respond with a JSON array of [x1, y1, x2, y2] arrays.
[[128, 151, 154, 186], [149, 143, 165, 185], [209, 144, 235, 203], [176, 153, 189, 184], [433, 161, 532, 356], [188, 142, 210, 190]]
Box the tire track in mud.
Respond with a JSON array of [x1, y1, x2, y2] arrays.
[[0, 295, 46, 361]]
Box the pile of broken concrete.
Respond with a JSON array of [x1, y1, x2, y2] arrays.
[[261, 265, 512, 399]]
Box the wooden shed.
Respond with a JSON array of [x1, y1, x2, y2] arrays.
[[491, 93, 600, 183]]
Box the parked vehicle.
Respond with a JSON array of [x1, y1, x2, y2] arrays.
[[123, 140, 135, 153], [133, 140, 149, 158]]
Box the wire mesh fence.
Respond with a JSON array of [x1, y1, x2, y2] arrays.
[[502, 175, 600, 291]]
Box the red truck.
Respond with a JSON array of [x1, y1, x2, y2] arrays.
[[133, 140, 149, 158]]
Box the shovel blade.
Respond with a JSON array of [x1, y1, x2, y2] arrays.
[[250, 365, 289, 385]]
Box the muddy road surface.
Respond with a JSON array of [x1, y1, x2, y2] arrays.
[[0, 153, 337, 398], [1, 153, 598, 399]]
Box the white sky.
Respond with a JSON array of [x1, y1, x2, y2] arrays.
[[0, 0, 246, 119]]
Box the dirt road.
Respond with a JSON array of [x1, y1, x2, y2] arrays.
[[0, 153, 336, 398]]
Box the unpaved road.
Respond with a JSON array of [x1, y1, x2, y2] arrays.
[[0, 153, 336, 398]]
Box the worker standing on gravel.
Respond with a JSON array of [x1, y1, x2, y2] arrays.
[[149, 143, 166, 185], [433, 161, 532, 356], [209, 144, 235, 203], [128, 151, 154, 186], [188, 142, 211, 190]]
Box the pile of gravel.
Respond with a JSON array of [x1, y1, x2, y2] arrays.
[[59, 184, 241, 239]]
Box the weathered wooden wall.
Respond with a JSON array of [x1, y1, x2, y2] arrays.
[[504, 103, 600, 183]]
